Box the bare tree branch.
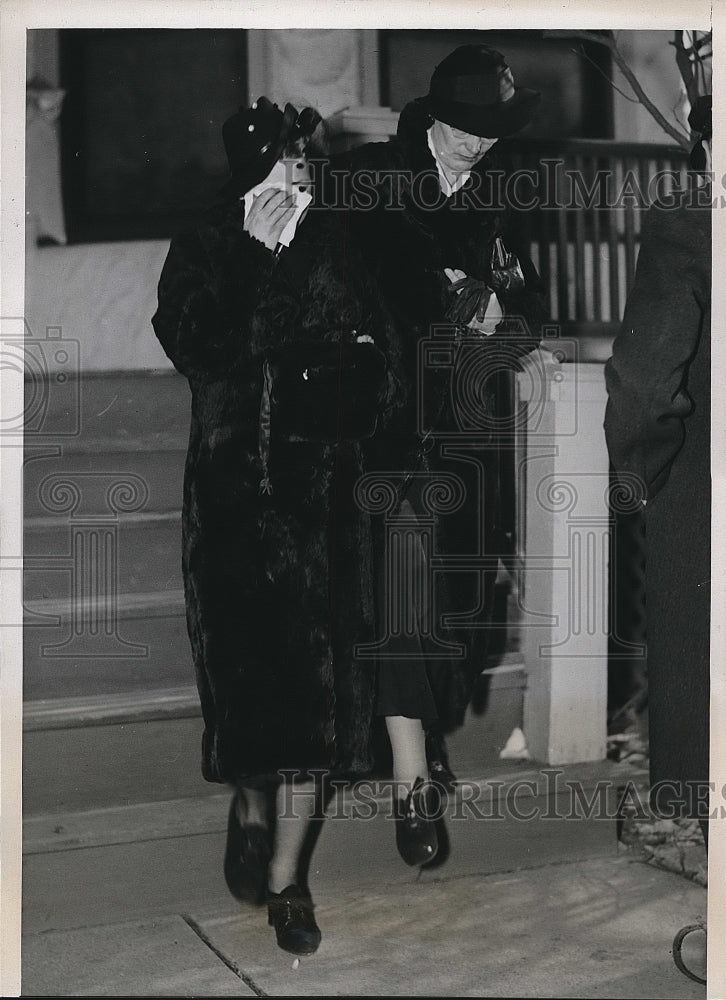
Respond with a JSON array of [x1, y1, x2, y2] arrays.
[[572, 44, 639, 104], [671, 30, 700, 110], [693, 32, 712, 53], [608, 42, 691, 148], [543, 29, 691, 150]]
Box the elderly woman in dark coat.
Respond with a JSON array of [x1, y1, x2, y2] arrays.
[[152, 96, 453, 957], [332, 45, 548, 780]]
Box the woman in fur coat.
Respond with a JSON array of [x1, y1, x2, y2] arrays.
[[152, 97, 447, 956]]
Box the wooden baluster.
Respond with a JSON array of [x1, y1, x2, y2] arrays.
[[591, 154, 603, 324], [573, 152, 587, 322], [606, 158, 621, 324], [623, 155, 637, 305], [537, 155, 554, 323], [555, 159, 569, 326]]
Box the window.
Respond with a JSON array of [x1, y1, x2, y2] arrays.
[[59, 29, 248, 242]]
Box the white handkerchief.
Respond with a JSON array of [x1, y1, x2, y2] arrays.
[[243, 183, 313, 248], [471, 291, 503, 335]]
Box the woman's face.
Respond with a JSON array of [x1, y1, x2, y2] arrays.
[[431, 120, 498, 174]]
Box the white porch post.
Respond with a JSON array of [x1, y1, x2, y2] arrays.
[[516, 354, 610, 765]]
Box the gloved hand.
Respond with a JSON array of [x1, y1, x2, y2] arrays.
[[444, 269, 493, 325]]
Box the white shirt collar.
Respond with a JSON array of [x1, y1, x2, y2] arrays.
[[426, 126, 471, 198]]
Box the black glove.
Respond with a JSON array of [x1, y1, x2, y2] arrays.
[[445, 275, 493, 325]]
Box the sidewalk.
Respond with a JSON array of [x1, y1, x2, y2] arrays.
[[20, 758, 709, 997], [21, 856, 708, 998]]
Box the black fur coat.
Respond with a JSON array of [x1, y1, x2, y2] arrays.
[[152, 200, 400, 784]]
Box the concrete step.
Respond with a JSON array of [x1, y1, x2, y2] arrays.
[[23, 593, 516, 701], [23, 711, 210, 816], [24, 512, 183, 602], [25, 370, 190, 452], [23, 539, 517, 699], [23, 595, 191, 701], [24, 447, 186, 520], [22, 656, 527, 814]]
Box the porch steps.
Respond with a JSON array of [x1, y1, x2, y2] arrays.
[[23, 369, 523, 704], [22, 370, 530, 847]]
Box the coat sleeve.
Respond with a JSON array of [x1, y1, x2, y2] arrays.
[[604, 203, 709, 503], [151, 212, 278, 380]]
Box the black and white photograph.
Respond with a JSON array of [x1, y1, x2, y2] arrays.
[[1, 1, 725, 996]]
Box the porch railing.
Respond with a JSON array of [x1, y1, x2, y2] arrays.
[[506, 138, 689, 345]]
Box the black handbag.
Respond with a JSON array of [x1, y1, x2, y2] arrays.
[[257, 338, 388, 494]]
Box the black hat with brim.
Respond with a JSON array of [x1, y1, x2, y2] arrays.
[[414, 44, 541, 138], [416, 89, 541, 138], [220, 97, 300, 199]]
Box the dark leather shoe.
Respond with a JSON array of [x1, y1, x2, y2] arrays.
[[267, 884, 322, 955], [426, 731, 457, 792], [394, 776, 440, 867], [223, 794, 271, 905]]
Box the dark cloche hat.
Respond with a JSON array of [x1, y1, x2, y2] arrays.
[[220, 95, 321, 197], [415, 44, 541, 138]]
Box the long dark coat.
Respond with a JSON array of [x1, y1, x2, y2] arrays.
[[331, 102, 548, 729], [152, 199, 401, 785], [604, 190, 711, 817]]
